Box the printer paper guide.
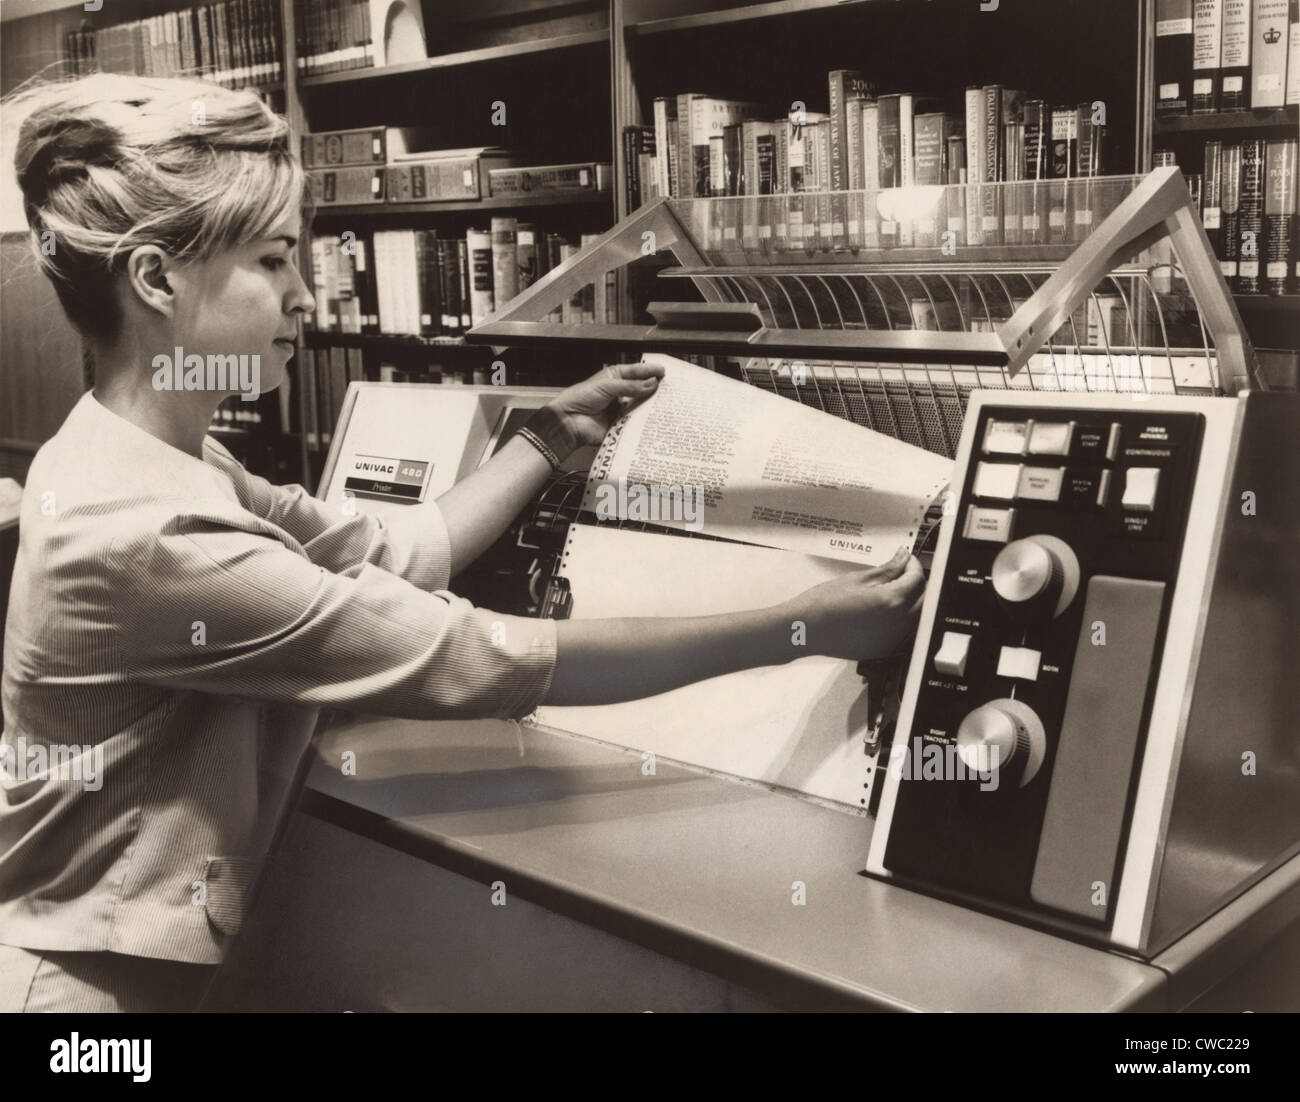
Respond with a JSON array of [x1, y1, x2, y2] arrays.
[[539, 355, 956, 809]]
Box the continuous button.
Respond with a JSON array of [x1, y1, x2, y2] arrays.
[[1122, 467, 1161, 512]]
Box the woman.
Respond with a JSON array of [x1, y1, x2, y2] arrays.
[[0, 73, 925, 1012]]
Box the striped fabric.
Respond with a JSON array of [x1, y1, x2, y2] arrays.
[[0, 390, 557, 964], [0, 942, 217, 1012]]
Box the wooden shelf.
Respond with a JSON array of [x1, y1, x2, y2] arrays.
[[630, 0, 872, 36], [310, 192, 613, 217], [299, 31, 608, 89], [1153, 106, 1299, 135], [303, 333, 499, 354]]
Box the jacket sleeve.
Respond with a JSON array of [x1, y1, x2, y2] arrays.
[[109, 512, 556, 721], [202, 436, 453, 590]]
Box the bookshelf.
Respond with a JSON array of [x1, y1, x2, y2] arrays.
[[2, 0, 1294, 491]]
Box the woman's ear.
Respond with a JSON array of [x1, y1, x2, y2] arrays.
[[125, 245, 174, 317]]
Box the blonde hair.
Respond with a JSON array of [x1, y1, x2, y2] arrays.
[[7, 72, 311, 342]]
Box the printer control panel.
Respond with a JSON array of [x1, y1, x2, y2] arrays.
[[881, 404, 1204, 926]]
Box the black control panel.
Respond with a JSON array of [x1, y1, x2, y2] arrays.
[[881, 404, 1204, 927]]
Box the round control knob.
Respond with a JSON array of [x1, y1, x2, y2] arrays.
[[955, 698, 1047, 788], [991, 535, 1080, 618]]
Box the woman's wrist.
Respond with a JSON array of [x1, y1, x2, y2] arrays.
[[522, 404, 578, 468]]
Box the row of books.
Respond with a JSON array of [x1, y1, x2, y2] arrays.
[[62, 1, 282, 88], [301, 127, 611, 205], [626, 76, 1112, 250], [1162, 137, 1299, 294], [1154, 0, 1300, 114], [293, 343, 363, 452], [292, 0, 376, 75], [306, 223, 616, 337]]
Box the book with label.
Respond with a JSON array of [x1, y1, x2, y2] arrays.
[[1156, 0, 1196, 114], [1252, 0, 1290, 107], [1264, 139, 1297, 292], [1236, 139, 1267, 291], [1192, 0, 1225, 112]]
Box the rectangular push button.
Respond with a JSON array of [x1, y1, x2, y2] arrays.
[[972, 461, 1021, 500], [1030, 576, 1166, 921], [983, 419, 1029, 455], [1027, 420, 1074, 455], [1121, 467, 1161, 512], [962, 505, 1015, 543], [934, 632, 972, 677], [997, 646, 1041, 681], [1017, 466, 1064, 502]]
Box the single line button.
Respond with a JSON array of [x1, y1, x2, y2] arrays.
[[1017, 465, 1064, 502], [962, 505, 1016, 543], [1121, 467, 1161, 512], [997, 646, 1042, 681]]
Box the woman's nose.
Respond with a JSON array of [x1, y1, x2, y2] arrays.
[[288, 265, 316, 316]]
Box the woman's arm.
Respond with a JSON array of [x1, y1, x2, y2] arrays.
[[436, 364, 665, 578], [435, 433, 555, 578], [545, 551, 925, 706]]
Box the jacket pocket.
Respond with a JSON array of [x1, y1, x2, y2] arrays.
[[202, 855, 260, 937]]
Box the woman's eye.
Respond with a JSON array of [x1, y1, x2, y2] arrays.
[[261, 257, 286, 271]]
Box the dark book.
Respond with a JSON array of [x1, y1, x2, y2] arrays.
[[1073, 102, 1108, 243], [1048, 105, 1076, 246], [1203, 140, 1225, 257], [416, 230, 440, 338], [914, 112, 957, 247], [1021, 99, 1050, 246], [1156, 0, 1195, 115], [946, 134, 967, 248], [828, 70, 876, 190], [1263, 139, 1297, 294], [1220, 142, 1243, 281], [723, 123, 743, 196], [1235, 139, 1266, 292]]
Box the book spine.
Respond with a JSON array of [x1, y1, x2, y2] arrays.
[[965, 87, 984, 245], [829, 70, 871, 190], [1192, 0, 1225, 112], [1264, 139, 1297, 292], [913, 114, 944, 248], [1221, 141, 1243, 279], [1220, 0, 1252, 107], [490, 217, 519, 311], [467, 228, 495, 325], [1156, 0, 1196, 114], [1236, 138, 1266, 291], [416, 230, 438, 337], [653, 98, 674, 200], [1252, 0, 1289, 107], [1072, 102, 1102, 243], [981, 86, 1003, 246], [1203, 139, 1225, 257], [677, 93, 698, 200], [1048, 107, 1075, 245], [877, 95, 900, 248], [1290, 0, 1300, 104], [1003, 118, 1023, 246], [856, 103, 875, 249], [457, 238, 472, 329], [516, 223, 537, 292], [946, 134, 967, 247]]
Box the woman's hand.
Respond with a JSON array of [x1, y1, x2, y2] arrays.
[[783, 548, 927, 663], [542, 362, 666, 457]]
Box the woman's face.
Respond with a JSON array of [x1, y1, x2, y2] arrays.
[[163, 209, 315, 399]]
